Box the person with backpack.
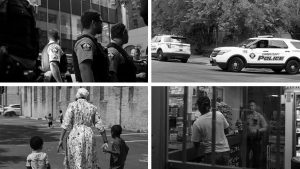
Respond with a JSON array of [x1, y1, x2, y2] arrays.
[[41, 29, 65, 82], [0, 0, 39, 82], [73, 10, 109, 82], [107, 23, 145, 82]]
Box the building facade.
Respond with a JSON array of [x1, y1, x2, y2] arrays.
[[17, 86, 147, 132], [36, 0, 122, 54], [124, 0, 148, 56]]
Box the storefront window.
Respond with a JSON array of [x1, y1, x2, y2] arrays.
[[165, 86, 285, 169]]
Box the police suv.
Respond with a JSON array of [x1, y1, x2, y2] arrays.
[[210, 36, 300, 74], [151, 35, 191, 63]]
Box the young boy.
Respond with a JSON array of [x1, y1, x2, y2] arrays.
[[104, 125, 129, 169], [45, 114, 53, 128], [58, 110, 63, 124], [26, 136, 51, 169]]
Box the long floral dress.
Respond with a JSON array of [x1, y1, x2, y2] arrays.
[[61, 98, 105, 169]]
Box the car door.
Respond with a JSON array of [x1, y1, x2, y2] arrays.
[[250, 40, 286, 65]]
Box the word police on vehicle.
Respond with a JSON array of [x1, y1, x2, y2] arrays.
[[210, 36, 300, 74]]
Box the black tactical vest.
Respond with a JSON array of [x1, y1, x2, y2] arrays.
[[72, 34, 109, 82], [0, 0, 39, 60]]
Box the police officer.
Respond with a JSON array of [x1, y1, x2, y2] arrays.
[[238, 100, 268, 168], [107, 23, 145, 82], [73, 10, 109, 82], [0, 0, 39, 82], [41, 29, 63, 82]]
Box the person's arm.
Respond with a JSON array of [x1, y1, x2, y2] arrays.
[[94, 106, 108, 149], [57, 104, 73, 152], [258, 113, 268, 133], [79, 60, 94, 82], [57, 128, 67, 152], [108, 49, 120, 82]]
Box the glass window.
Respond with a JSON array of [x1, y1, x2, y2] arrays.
[[72, 0, 81, 16], [291, 42, 300, 49], [269, 40, 288, 49], [254, 40, 269, 48], [82, 0, 91, 13], [162, 86, 285, 169]]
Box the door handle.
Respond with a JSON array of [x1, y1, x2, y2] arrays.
[[263, 51, 269, 52], [285, 51, 290, 52]]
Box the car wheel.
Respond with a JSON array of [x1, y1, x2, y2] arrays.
[[157, 50, 166, 61], [285, 60, 299, 74], [220, 67, 228, 71], [228, 57, 244, 72], [181, 59, 188, 63], [272, 68, 283, 73], [4, 111, 16, 117]]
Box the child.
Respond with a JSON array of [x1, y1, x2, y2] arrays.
[[45, 114, 53, 128], [26, 136, 51, 169], [103, 125, 129, 169], [59, 110, 63, 124]]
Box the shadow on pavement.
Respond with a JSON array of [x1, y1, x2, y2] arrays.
[[0, 124, 59, 145], [0, 148, 24, 166]]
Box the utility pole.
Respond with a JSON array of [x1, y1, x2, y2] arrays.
[[119, 87, 123, 125], [119, 0, 129, 27]]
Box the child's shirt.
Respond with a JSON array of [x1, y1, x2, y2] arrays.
[[110, 137, 129, 169], [47, 116, 53, 122], [26, 151, 49, 169]]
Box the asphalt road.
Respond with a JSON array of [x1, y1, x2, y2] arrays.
[[0, 117, 148, 169], [152, 55, 300, 82]]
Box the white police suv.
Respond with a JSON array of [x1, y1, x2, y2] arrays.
[[151, 35, 191, 63], [210, 36, 300, 74]]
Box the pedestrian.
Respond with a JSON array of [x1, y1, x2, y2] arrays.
[[191, 96, 230, 165], [26, 136, 51, 169], [45, 114, 53, 128], [107, 23, 143, 82], [57, 88, 109, 169], [59, 110, 63, 124], [0, 0, 39, 82], [237, 100, 268, 168], [130, 47, 147, 82], [40, 29, 64, 82], [72, 10, 109, 82], [103, 125, 129, 169]]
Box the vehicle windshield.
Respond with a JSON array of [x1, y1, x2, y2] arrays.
[[238, 39, 257, 48]]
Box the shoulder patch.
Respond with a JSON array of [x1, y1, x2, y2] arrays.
[[81, 43, 92, 51]]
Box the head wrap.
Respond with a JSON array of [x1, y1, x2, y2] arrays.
[[76, 88, 89, 99]]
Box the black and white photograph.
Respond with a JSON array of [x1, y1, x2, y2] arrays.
[[152, 0, 300, 82], [153, 86, 300, 169], [0, 86, 148, 169], [0, 0, 148, 82]]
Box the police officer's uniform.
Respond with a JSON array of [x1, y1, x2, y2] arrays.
[[44, 42, 64, 82], [0, 0, 39, 82], [242, 111, 268, 168], [73, 33, 109, 82]]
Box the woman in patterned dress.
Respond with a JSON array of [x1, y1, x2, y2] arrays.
[[57, 88, 109, 169]]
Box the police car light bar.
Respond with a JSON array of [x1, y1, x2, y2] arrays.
[[257, 35, 274, 38]]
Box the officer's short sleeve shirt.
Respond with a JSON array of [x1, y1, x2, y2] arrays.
[[107, 47, 125, 73], [47, 43, 63, 63], [75, 37, 95, 64]]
